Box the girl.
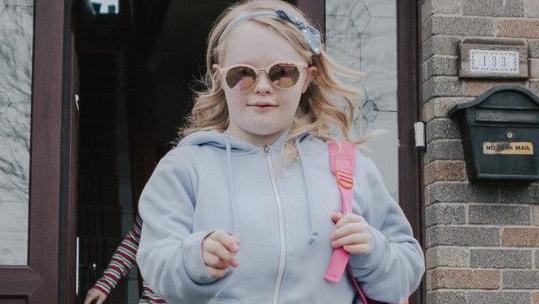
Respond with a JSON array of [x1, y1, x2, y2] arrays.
[[136, 1, 425, 303]]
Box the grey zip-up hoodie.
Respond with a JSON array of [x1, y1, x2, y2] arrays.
[[136, 130, 425, 304]]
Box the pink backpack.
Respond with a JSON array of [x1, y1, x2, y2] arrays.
[[325, 141, 405, 304]]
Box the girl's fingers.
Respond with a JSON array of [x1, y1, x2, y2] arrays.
[[204, 238, 239, 267], [210, 231, 240, 253], [334, 213, 365, 229], [343, 243, 371, 255], [206, 266, 228, 279], [331, 222, 364, 240], [331, 212, 343, 223], [332, 232, 370, 248], [84, 289, 106, 304], [202, 251, 229, 269], [83, 294, 96, 304]]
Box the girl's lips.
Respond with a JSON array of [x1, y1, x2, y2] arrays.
[[248, 103, 278, 109], [248, 104, 278, 112]]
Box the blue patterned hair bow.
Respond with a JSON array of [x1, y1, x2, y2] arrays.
[[275, 10, 322, 55], [223, 10, 322, 55]]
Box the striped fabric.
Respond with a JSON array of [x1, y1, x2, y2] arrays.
[[93, 214, 166, 303]]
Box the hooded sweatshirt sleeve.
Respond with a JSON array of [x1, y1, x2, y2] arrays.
[[348, 154, 425, 303], [136, 147, 232, 303]]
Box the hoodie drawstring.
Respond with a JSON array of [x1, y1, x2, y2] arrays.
[[224, 137, 240, 236], [295, 138, 319, 244]]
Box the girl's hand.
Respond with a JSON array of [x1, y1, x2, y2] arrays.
[[330, 212, 373, 256], [83, 287, 107, 304], [202, 230, 240, 279]]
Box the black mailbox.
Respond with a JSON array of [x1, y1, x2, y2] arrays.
[[449, 85, 539, 182]]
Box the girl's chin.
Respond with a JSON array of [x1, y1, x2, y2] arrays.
[[243, 125, 288, 137]]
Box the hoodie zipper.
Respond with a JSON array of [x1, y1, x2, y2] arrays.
[[263, 144, 286, 304]]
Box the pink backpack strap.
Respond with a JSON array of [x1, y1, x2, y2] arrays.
[[325, 142, 401, 304], [325, 141, 356, 282]]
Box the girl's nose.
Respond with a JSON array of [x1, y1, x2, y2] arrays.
[[252, 72, 274, 95]]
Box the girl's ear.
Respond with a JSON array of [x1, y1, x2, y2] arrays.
[[302, 66, 317, 93]]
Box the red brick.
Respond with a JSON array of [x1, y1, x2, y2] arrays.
[[464, 80, 527, 96], [502, 227, 539, 247], [427, 269, 500, 290], [496, 19, 539, 38], [425, 160, 467, 185]]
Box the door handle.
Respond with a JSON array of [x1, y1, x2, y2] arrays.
[[74, 94, 80, 112]]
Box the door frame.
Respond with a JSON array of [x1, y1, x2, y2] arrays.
[[397, 1, 423, 303], [0, 0, 422, 303], [0, 0, 74, 303]]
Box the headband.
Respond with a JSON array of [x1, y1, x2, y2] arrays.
[[222, 9, 322, 55]]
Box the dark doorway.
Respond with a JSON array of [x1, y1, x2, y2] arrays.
[[72, 0, 227, 302], [72, 1, 317, 303]]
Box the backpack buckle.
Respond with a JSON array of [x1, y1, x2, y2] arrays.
[[335, 170, 353, 190]]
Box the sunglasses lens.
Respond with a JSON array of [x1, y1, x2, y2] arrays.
[[268, 64, 300, 88], [226, 66, 257, 91]]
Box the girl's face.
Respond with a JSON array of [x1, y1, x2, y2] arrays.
[[217, 21, 316, 146]]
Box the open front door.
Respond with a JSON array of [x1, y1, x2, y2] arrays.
[[0, 0, 77, 303], [61, 20, 80, 304]]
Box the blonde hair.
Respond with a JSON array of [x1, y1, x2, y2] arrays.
[[179, 0, 370, 161]]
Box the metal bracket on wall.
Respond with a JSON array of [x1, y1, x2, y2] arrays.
[[414, 121, 425, 149]]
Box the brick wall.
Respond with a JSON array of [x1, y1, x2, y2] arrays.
[[421, 0, 539, 303]]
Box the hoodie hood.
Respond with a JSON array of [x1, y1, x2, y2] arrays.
[[177, 129, 319, 244], [178, 129, 291, 153]]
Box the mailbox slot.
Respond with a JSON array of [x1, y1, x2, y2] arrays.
[[475, 109, 539, 124], [449, 85, 539, 182]]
